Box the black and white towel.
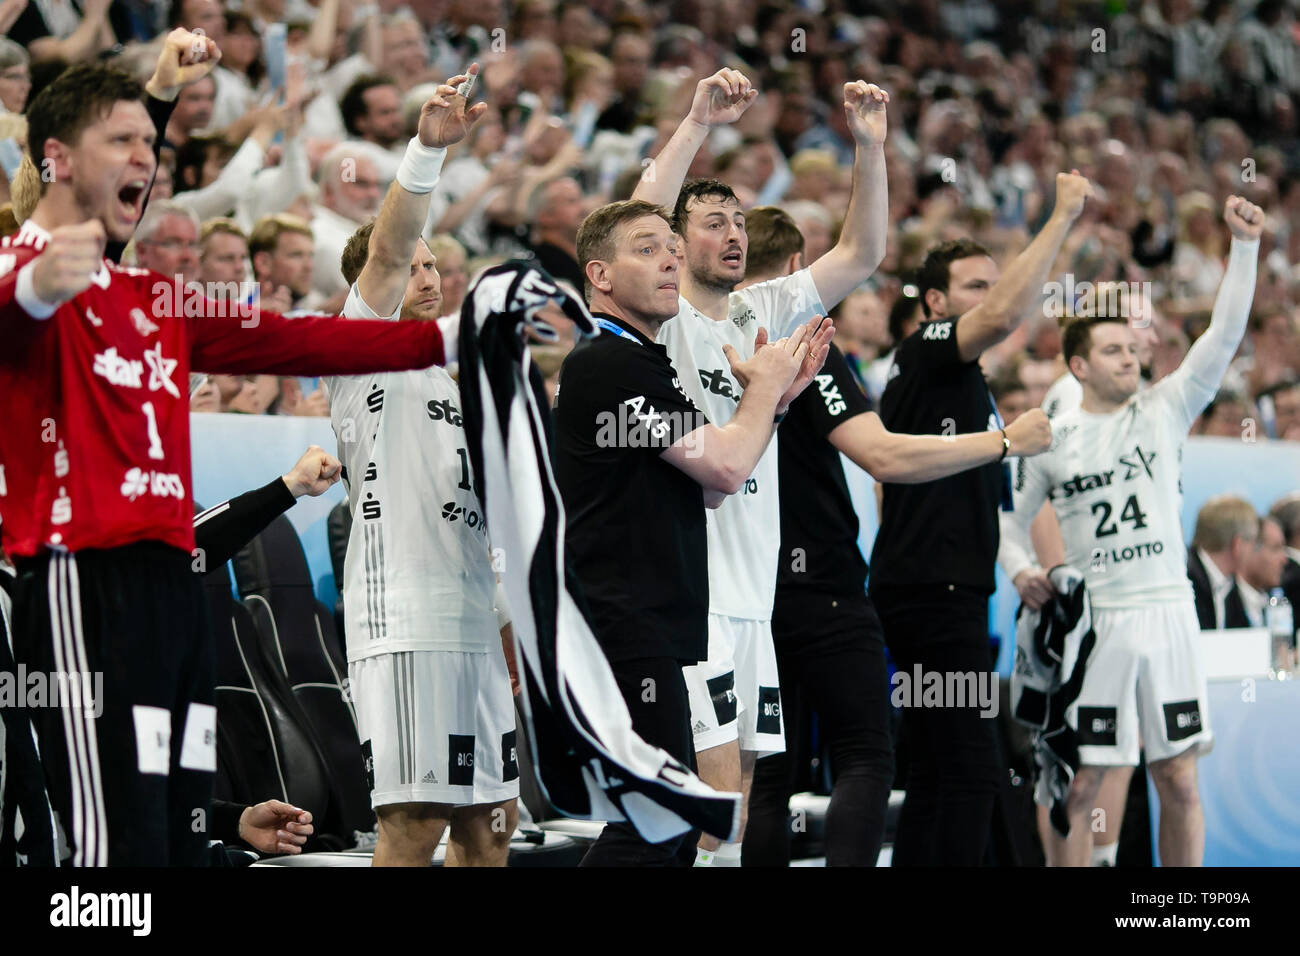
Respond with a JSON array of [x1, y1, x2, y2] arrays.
[[457, 260, 740, 844], [1011, 565, 1097, 837]]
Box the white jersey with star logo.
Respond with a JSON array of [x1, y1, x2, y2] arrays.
[[325, 283, 496, 661], [1000, 237, 1259, 610], [657, 268, 825, 620]]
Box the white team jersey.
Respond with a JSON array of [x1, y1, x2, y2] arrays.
[[325, 283, 497, 661], [1006, 237, 1258, 610], [1041, 373, 1083, 419], [657, 269, 825, 620]]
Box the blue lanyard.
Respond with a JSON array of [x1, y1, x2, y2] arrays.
[[595, 317, 642, 345]]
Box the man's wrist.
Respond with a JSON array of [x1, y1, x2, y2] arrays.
[[397, 137, 447, 193], [145, 78, 180, 102], [281, 474, 305, 498]]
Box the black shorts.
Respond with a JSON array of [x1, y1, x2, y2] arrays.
[[12, 542, 215, 866]]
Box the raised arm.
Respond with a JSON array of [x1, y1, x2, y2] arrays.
[[954, 171, 1093, 363], [631, 69, 757, 210], [357, 64, 487, 316], [807, 82, 889, 310], [1160, 196, 1262, 423], [26, 0, 114, 64]]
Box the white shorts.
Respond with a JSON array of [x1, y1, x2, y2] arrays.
[[1070, 603, 1214, 767], [683, 613, 784, 757], [349, 649, 520, 808]]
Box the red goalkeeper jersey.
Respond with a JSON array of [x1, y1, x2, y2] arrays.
[[0, 220, 446, 559]]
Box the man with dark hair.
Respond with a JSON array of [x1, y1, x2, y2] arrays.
[[555, 197, 832, 865], [869, 170, 1093, 867], [248, 213, 315, 311], [737, 206, 1052, 867], [1269, 493, 1300, 630], [341, 75, 405, 150], [634, 67, 892, 866], [0, 44, 452, 866], [1001, 197, 1263, 867]]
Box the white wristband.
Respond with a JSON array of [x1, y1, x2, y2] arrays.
[[395, 137, 447, 194], [16, 260, 59, 320]]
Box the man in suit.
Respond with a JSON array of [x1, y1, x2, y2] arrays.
[[1187, 495, 1258, 629], [1269, 494, 1300, 623]]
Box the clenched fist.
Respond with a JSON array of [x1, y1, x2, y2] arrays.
[[1051, 169, 1094, 223], [30, 220, 106, 307], [282, 445, 342, 498], [1223, 195, 1265, 241], [1004, 407, 1052, 457]]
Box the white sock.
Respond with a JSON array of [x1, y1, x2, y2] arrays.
[[713, 841, 742, 867], [694, 846, 716, 867], [1091, 842, 1118, 867]]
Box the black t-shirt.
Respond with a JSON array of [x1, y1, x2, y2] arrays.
[[776, 343, 872, 596], [868, 318, 1003, 595], [552, 313, 711, 663], [528, 242, 585, 297]]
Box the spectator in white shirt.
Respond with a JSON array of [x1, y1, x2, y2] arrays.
[[310, 142, 383, 304]]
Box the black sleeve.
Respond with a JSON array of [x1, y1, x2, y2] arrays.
[[797, 343, 872, 440], [613, 347, 710, 449], [193, 476, 297, 568], [210, 799, 247, 846], [6, 4, 51, 47], [106, 94, 178, 264], [898, 319, 966, 376]]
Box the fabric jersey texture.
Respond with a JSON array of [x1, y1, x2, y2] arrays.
[[776, 342, 873, 595], [869, 317, 1005, 594], [656, 269, 826, 621], [350, 649, 519, 807], [553, 312, 710, 663], [325, 283, 497, 659], [0, 221, 444, 560], [999, 237, 1259, 609]]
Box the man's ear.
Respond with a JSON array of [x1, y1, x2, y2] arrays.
[[923, 288, 946, 320], [252, 250, 271, 279], [1067, 353, 1087, 380], [586, 259, 612, 294], [42, 138, 72, 185], [788, 251, 803, 275]]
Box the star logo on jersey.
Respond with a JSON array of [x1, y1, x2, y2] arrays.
[[143, 343, 180, 398], [1118, 445, 1157, 481], [130, 307, 160, 338]]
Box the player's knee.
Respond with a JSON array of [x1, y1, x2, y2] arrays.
[[1067, 768, 1107, 810], [377, 804, 447, 857], [1149, 757, 1199, 810]]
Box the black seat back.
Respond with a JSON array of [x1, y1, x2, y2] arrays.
[[233, 515, 374, 837], [204, 561, 339, 845]]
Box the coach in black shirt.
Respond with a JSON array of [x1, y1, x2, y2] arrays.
[[554, 199, 828, 866], [869, 172, 1091, 866], [734, 207, 1052, 867]]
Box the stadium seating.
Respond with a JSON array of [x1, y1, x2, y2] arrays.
[[233, 514, 376, 842]]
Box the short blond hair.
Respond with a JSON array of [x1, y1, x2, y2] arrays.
[[1192, 495, 1260, 552], [248, 213, 313, 258]]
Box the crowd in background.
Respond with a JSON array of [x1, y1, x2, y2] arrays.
[[0, 0, 1298, 439]]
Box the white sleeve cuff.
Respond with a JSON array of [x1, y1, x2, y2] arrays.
[[15, 260, 58, 319], [436, 314, 459, 366]]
